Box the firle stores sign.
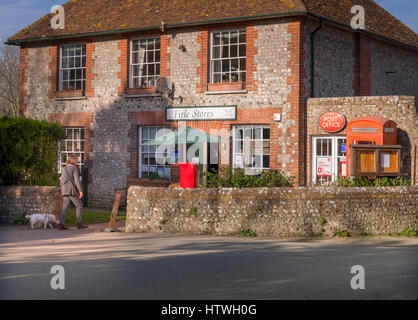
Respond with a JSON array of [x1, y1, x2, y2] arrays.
[[166, 106, 237, 121]]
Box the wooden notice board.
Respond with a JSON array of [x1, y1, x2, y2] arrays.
[[350, 145, 401, 177]]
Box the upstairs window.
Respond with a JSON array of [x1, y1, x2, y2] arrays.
[[210, 30, 246, 84], [59, 44, 86, 91], [130, 37, 161, 88]]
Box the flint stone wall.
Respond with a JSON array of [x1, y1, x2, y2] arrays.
[[126, 186, 418, 237], [0, 187, 62, 223]]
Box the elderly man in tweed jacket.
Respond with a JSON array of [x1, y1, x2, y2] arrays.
[[58, 155, 88, 230]]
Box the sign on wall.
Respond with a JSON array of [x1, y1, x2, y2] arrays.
[[318, 111, 347, 133], [317, 157, 332, 176], [166, 106, 237, 121]]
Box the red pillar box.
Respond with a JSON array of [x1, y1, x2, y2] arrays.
[[179, 163, 200, 188]]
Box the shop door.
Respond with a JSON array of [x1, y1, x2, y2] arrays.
[[312, 136, 347, 184]]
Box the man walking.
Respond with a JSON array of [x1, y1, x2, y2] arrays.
[[58, 155, 88, 230]]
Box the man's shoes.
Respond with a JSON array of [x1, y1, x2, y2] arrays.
[[58, 224, 69, 231], [77, 223, 89, 229]]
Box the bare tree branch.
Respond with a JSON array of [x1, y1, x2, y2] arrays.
[[0, 42, 20, 117]]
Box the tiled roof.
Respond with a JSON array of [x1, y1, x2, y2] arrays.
[[7, 0, 418, 49]]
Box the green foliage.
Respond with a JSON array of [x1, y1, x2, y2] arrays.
[[0, 117, 66, 186], [205, 166, 294, 188], [239, 229, 257, 237], [400, 229, 417, 237], [140, 172, 167, 180], [190, 206, 198, 217], [319, 217, 326, 226], [254, 205, 262, 213], [13, 213, 29, 225], [334, 230, 350, 237], [335, 176, 410, 187]]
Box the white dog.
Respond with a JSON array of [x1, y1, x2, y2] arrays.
[[26, 214, 58, 229]]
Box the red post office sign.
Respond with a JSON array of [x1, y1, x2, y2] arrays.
[[318, 111, 347, 133]]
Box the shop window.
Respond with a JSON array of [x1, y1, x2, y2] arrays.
[[59, 44, 86, 91], [130, 37, 161, 88], [210, 30, 246, 84], [139, 126, 172, 179], [58, 127, 85, 173], [232, 126, 270, 175]]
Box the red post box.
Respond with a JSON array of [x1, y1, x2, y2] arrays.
[[180, 163, 200, 188]]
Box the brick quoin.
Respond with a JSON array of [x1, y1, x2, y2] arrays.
[[118, 38, 129, 96], [18, 47, 29, 116], [246, 26, 258, 92], [160, 34, 171, 78], [85, 42, 95, 98], [48, 45, 58, 100], [48, 113, 94, 183], [287, 19, 307, 186], [196, 30, 209, 94], [353, 33, 371, 96]]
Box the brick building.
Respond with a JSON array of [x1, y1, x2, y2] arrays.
[[7, 0, 418, 208]]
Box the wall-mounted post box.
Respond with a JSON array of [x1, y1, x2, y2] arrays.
[[347, 117, 399, 177]]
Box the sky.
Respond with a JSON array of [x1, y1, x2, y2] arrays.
[[0, 0, 417, 43]]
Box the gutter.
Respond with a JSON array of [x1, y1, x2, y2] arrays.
[[310, 19, 323, 98]]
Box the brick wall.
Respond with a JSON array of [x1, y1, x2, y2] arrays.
[[126, 186, 418, 237], [353, 33, 371, 96], [0, 187, 62, 224]]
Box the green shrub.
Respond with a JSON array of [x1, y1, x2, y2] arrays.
[[140, 172, 166, 180], [334, 230, 350, 237], [400, 228, 417, 237], [205, 166, 294, 188], [239, 229, 257, 237], [190, 206, 198, 216], [319, 217, 326, 226], [335, 176, 410, 187], [13, 213, 28, 225], [0, 117, 66, 186]]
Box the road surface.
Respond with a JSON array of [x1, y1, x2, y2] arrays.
[[0, 224, 417, 300]]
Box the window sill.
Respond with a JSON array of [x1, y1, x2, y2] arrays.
[[205, 89, 248, 95], [55, 96, 88, 101], [124, 93, 162, 98]]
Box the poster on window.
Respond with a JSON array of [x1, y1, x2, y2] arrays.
[[340, 161, 347, 177], [317, 157, 332, 176]]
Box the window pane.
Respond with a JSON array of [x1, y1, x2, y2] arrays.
[[213, 73, 221, 83], [222, 45, 229, 58], [213, 60, 221, 73], [239, 44, 246, 57], [222, 60, 230, 72], [239, 31, 246, 43], [214, 33, 221, 46], [230, 45, 238, 58], [263, 128, 270, 140], [230, 31, 238, 44], [213, 46, 220, 59]]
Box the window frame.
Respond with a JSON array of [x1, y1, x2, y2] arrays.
[[138, 126, 173, 179], [209, 29, 247, 84], [232, 125, 271, 175], [58, 43, 87, 92], [58, 127, 85, 174], [129, 36, 161, 89]]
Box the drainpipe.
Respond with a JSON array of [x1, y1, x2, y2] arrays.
[[310, 20, 323, 98]]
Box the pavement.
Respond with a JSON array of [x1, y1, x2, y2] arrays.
[[0, 223, 417, 300]]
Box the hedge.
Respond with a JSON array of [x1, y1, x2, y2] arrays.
[[0, 117, 66, 186]]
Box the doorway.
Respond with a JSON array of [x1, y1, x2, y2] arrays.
[[312, 136, 347, 184]]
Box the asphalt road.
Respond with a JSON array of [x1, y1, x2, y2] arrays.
[[0, 224, 417, 300]]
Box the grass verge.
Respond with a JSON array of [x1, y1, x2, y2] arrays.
[[65, 210, 126, 226]]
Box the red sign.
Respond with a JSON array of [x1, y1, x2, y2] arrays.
[[318, 111, 347, 133]]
